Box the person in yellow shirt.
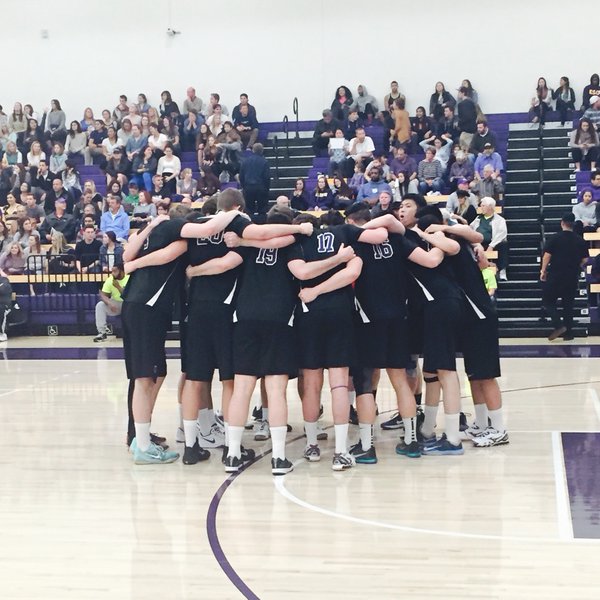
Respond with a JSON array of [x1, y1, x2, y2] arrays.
[[94, 264, 129, 342]]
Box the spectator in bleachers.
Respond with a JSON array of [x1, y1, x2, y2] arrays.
[[2, 141, 24, 187], [289, 178, 310, 211], [195, 122, 210, 156], [46, 230, 76, 279], [328, 128, 349, 176], [101, 109, 116, 130], [331, 86, 354, 122], [460, 79, 479, 105], [159, 91, 179, 120], [76, 210, 101, 238], [390, 171, 412, 201], [156, 143, 181, 195], [2, 192, 21, 219], [391, 98, 411, 148], [181, 110, 200, 152], [113, 95, 129, 126], [581, 74, 600, 111], [371, 190, 393, 217], [43, 178, 75, 214], [147, 123, 168, 155], [390, 145, 417, 186], [23, 192, 45, 222], [206, 105, 227, 138], [176, 168, 197, 201], [23, 234, 43, 275], [21, 118, 44, 155], [107, 181, 126, 204], [572, 189, 597, 233], [94, 264, 129, 342], [330, 175, 354, 209], [135, 93, 150, 114], [0, 242, 26, 274], [344, 109, 363, 141], [410, 106, 434, 150], [100, 126, 122, 162], [161, 116, 181, 154], [65, 121, 86, 159], [449, 151, 474, 189], [201, 135, 219, 174], [61, 161, 81, 198], [73, 189, 97, 223], [131, 191, 157, 228], [82, 180, 103, 210], [356, 165, 392, 204], [588, 171, 600, 201], [126, 105, 141, 128], [309, 175, 335, 210], [384, 81, 405, 113], [239, 142, 270, 219], [130, 146, 157, 191], [350, 85, 378, 122], [569, 118, 598, 172], [233, 101, 259, 150], [40, 198, 77, 242], [437, 104, 460, 142], [124, 181, 140, 209], [31, 160, 54, 199], [470, 119, 498, 156], [456, 87, 478, 151], [147, 107, 160, 126], [75, 224, 102, 273], [312, 109, 342, 156], [214, 126, 242, 182], [43, 99, 67, 149], [471, 196, 508, 280], [474, 143, 503, 178], [99, 231, 123, 272], [23, 105, 38, 124], [529, 77, 553, 125], [104, 148, 131, 187], [80, 107, 95, 133], [0, 218, 10, 253], [100, 195, 130, 241], [84, 120, 108, 166], [8, 103, 27, 137], [125, 124, 147, 162], [25, 139, 46, 175], [183, 87, 203, 115], [347, 126, 375, 173], [139, 115, 150, 137], [471, 164, 504, 201], [447, 188, 478, 224], [348, 162, 366, 195], [205, 93, 229, 117], [552, 77, 576, 126], [419, 136, 453, 171], [429, 82, 455, 123], [417, 147, 443, 195], [117, 119, 133, 147], [365, 153, 391, 182]]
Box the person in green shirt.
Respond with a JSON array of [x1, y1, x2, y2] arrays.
[[123, 181, 140, 214], [94, 264, 129, 342]]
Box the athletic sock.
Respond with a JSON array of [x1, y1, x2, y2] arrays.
[[358, 423, 372, 450], [488, 408, 505, 432], [271, 426, 287, 460], [348, 391, 356, 406], [183, 419, 198, 448], [135, 422, 151, 452], [262, 407, 269, 422], [414, 392, 422, 406], [224, 421, 229, 447], [421, 405, 438, 438], [403, 416, 417, 444], [444, 413, 460, 446], [334, 423, 349, 454], [198, 408, 212, 436], [304, 421, 318, 446], [227, 426, 243, 459], [474, 403, 489, 430], [178, 404, 184, 429]]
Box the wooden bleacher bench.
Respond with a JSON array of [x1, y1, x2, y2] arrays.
[[583, 232, 600, 241], [589, 249, 600, 257], [590, 284, 600, 293], [485, 250, 498, 260], [425, 195, 449, 205], [7, 274, 106, 284]]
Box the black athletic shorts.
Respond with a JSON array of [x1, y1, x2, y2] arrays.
[[354, 316, 410, 369], [179, 319, 188, 374], [122, 301, 172, 380], [186, 303, 235, 382], [461, 310, 501, 381], [233, 319, 297, 377], [296, 308, 356, 370], [422, 297, 462, 374]]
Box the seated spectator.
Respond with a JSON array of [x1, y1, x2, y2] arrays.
[[529, 77, 553, 125], [590, 171, 600, 201], [25, 140, 46, 178], [328, 129, 349, 176], [80, 181, 103, 212], [390, 145, 417, 185], [117, 118, 133, 147], [106, 181, 126, 204], [65, 122, 87, 159], [2, 192, 21, 219], [101, 109, 117, 131], [449, 150, 474, 188], [125, 124, 147, 162], [582, 75, 600, 111], [471, 164, 504, 201], [46, 230, 76, 280], [75, 224, 102, 273], [130, 146, 157, 191], [351, 85, 378, 122], [371, 190, 394, 217], [23, 192, 45, 222], [417, 148, 444, 194], [206, 105, 227, 138], [100, 194, 130, 241], [0, 218, 11, 253], [61, 161, 82, 197], [43, 99, 67, 150], [308, 175, 334, 210], [471, 197, 508, 280], [214, 127, 242, 183], [147, 123, 168, 155], [183, 87, 203, 116], [200, 196, 217, 215], [410, 106, 434, 150], [573, 189, 597, 233], [94, 264, 129, 342], [123, 182, 140, 211], [13, 217, 40, 249], [390, 172, 413, 201], [331, 86, 353, 122], [195, 122, 210, 157], [391, 98, 411, 148], [474, 143, 503, 178], [31, 159, 54, 200], [23, 234, 43, 275], [420, 136, 453, 171], [446, 188, 478, 224], [344, 109, 363, 141], [289, 178, 310, 211], [552, 77, 576, 126], [40, 198, 77, 243], [330, 175, 354, 209], [437, 104, 460, 141], [125, 106, 141, 128], [312, 109, 341, 156], [0, 242, 26, 274], [569, 118, 598, 171], [364, 153, 391, 182], [347, 126, 375, 173], [470, 119, 498, 156], [43, 178, 75, 214], [101, 127, 122, 164], [197, 166, 220, 198], [113, 95, 129, 126], [429, 82, 456, 123], [76, 213, 102, 242], [156, 143, 181, 195], [348, 163, 366, 196], [80, 107, 95, 133], [21, 117, 44, 156], [131, 191, 157, 228], [150, 174, 170, 204], [159, 90, 180, 120], [99, 231, 124, 272], [84, 120, 108, 166], [161, 116, 180, 154], [447, 178, 478, 212], [176, 168, 197, 200], [356, 165, 392, 204], [8, 102, 27, 138], [181, 110, 201, 152], [104, 147, 131, 187], [204, 93, 229, 118], [232, 94, 259, 150]]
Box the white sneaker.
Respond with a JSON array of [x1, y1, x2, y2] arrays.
[[472, 427, 509, 447], [253, 420, 270, 441], [175, 427, 185, 443], [0, 333, 7, 342], [498, 269, 507, 281], [198, 423, 226, 448], [465, 423, 486, 440], [332, 452, 356, 471]]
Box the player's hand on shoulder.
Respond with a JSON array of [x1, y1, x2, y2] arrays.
[[337, 243, 355, 263], [150, 214, 169, 228], [424, 224, 445, 234], [224, 232, 242, 247], [299, 222, 313, 236]]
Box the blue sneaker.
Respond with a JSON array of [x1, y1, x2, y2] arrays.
[[134, 441, 180, 464], [395, 440, 421, 458], [417, 429, 437, 451], [422, 434, 464, 456]]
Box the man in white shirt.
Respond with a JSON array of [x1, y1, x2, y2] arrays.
[[348, 126, 375, 171]]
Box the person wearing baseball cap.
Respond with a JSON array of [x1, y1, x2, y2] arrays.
[[583, 95, 600, 130], [474, 142, 503, 178]]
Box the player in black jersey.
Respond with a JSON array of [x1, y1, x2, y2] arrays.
[[344, 206, 447, 461], [424, 220, 508, 447], [290, 215, 389, 471], [122, 205, 243, 464], [397, 198, 466, 456]]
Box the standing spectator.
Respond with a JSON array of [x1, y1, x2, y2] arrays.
[[94, 264, 129, 342], [312, 109, 341, 156], [289, 178, 310, 211], [540, 213, 589, 341], [43, 99, 67, 149], [471, 197, 508, 280], [459, 79, 479, 105], [429, 82, 455, 123], [383, 80, 405, 113], [471, 164, 504, 201], [233, 99, 259, 150], [570, 119, 599, 172], [474, 143, 503, 179], [130, 146, 157, 191], [417, 148, 444, 194], [330, 86, 353, 122], [581, 74, 600, 111], [356, 165, 392, 204], [572, 189, 597, 232], [113, 95, 129, 125], [328, 129, 349, 176], [529, 77, 553, 125], [75, 224, 102, 273], [43, 178, 75, 214], [347, 126, 375, 173], [159, 91, 180, 120], [239, 143, 270, 220], [552, 77, 576, 126], [182, 87, 203, 115], [65, 121, 86, 159], [410, 106, 434, 150], [470, 119, 498, 156], [100, 195, 130, 241], [308, 175, 334, 210], [583, 96, 600, 131], [351, 85, 378, 122], [456, 87, 477, 151], [84, 120, 108, 166], [40, 198, 77, 242], [391, 98, 411, 148]]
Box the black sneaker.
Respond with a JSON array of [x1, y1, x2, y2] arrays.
[[349, 442, 378, 464], [271, 457, 294, 475], [150, 433, 168, 450], [287, 424, 293, 432], [183, 442, 210, 465], [252, 406, 262, 421], [221, 445, 256, 465], [93, 332, 107, 342], [459, 412, 468, 432], [319, 404, 324, 418], [562, 331, 575, 341], [395, 440, 421, 458], [380, 413, 404, 430], [349, 405, 359, 425], [224, 454, 242, 473]]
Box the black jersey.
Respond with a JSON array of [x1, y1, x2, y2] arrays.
[[235, 242, 303, 323], [296, 224, 363, 313], [122, 218, 186, 313], [186, 214, 250, 306], [354, 232, 418, 321], [404, 228, 462, 305]]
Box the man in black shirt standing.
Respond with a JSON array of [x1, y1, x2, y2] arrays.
[[239, 143, 270, 222], [457, 87, 477, 152], [540, 213, 589, 341]]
